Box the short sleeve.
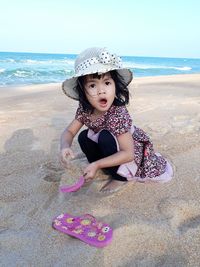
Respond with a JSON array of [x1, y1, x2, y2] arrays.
[[75, 103, 85, 124], [106, 106, 132, 136]]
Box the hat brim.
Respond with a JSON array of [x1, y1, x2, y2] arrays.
[[62, 66, 133, 100]]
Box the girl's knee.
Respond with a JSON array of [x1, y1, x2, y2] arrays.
[[78, 129, 88, 145], [98, 130, 115, 146]]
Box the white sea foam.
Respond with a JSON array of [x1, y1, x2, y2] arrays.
[[173, 66, 192, 71], [14, 70, 33, 77], [20, 59, 74, 67], [123, 62, 192, 71], [0, 68, 5, 73], [7, 58, 15, 63], [22, 59, 53, 64], [62, 59, 74, 65]]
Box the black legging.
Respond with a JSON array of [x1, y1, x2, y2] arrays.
[[78, 129, 127, 181]]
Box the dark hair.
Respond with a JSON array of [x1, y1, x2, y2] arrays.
[[74, 70, 130, 111]]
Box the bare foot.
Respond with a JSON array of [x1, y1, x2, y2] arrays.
[[100, 179, 127, 194]]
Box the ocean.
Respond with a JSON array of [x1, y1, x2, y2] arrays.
[[0, 51, 200, 87]]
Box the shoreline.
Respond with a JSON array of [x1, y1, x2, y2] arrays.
[[0, 73, 200, 97]]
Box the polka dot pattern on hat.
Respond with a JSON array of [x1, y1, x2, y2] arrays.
[[76, 50, 122, 73], [62, 47, 133, 100]]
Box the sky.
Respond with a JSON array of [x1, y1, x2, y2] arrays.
[[0, 0, 200, 58]]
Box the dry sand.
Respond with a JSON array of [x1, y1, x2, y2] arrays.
[[0, 74, 200, 266]]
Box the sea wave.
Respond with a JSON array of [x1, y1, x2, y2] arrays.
[[14, 70, 34, 77], [174, 66, 192, 71], [0, 67, 74, 86], [0, 58, 75, 66], [0, 52, 199, 86], [124, 62, 192, 71], [1, 68, 72, 77], [20, 59, 73, 65]]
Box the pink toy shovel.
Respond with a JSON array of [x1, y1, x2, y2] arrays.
[[52, 213, 113, 247], [59, 176, 85, 193]]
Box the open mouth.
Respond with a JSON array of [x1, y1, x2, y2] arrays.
[[99, 98, 108, 106]]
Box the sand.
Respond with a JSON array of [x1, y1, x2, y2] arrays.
[[0, 74, 200, 266]]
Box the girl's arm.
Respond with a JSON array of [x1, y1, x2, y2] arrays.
[[60, 119, 83, 149], [83, 132, 134, 179], [60, 119, 83, 164]]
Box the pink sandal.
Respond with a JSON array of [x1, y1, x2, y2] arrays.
[[52, 213, 113, 247], [59, 176, 85, 193]]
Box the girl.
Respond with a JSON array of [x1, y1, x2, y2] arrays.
[[60, 47, 173, 193]]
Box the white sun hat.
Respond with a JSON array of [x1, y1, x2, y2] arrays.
[[62, 47, 133, 100]]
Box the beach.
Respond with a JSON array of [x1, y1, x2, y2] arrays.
[[1, 74, 200, 266]]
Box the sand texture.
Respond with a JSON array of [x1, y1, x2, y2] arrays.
[[0, 74, 200, 266]]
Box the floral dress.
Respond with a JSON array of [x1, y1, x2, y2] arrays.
[[75, 104, 173, 183]]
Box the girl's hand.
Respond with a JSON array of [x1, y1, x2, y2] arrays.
[[83, 162, 98, 183], [60, 147, 75, 168]]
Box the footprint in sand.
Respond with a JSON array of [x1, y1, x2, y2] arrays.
[[158, 197, 200, 234], [39, 162, 64, 182], [40, 155, 88, 184]]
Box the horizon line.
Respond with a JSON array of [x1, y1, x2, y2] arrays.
[[0, 50, 200, 60]]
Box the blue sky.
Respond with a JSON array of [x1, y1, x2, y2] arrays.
[[0, 0, 200, 58]]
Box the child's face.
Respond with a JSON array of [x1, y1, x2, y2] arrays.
[[83, 72, 116, 114]]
